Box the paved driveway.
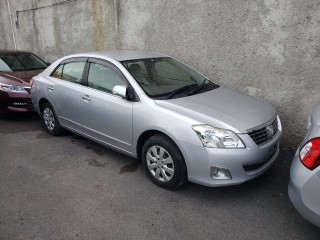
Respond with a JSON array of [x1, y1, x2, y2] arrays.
[[0, 112, 319, 240]]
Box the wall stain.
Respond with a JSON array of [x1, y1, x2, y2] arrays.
[[85, 158, 108, 168], [92, 0, 106, 50], [119, 161, 139, 174]]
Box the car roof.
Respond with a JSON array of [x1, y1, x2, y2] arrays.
[[81, 51, 168, 61]]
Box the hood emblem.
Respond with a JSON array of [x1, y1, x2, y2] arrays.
[[266, 125, 274, 139]]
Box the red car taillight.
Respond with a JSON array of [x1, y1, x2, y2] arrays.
[[299, 138, 320, 170]]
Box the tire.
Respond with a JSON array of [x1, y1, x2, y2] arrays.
[[142, 134, 187, 189], [42, 102, 64, 136]]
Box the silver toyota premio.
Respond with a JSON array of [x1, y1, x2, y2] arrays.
[[31, 51, 282, 189], [289, 102, 320, 227]]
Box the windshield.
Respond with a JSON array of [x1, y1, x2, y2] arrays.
[[0, 53, 47, 72], [122, 57, 218, 99]]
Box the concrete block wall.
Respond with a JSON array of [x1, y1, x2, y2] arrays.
[[1, 0, 320, 148]]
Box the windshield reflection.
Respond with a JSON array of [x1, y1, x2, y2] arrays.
[[122, 57, 218, 99]]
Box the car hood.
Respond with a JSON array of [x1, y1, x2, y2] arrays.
[[154, 87, 276, 133], [0, 70, 43, 86]]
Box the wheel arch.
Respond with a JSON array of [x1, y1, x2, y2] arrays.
[[137, 130, 163, 160], [39, 98, 50, 116], [136, 129, 185, 161]]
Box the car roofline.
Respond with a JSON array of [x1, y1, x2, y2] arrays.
[[58, 51, 168, 62]]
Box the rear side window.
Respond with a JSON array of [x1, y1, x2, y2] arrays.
[[88, 63, 126, 94], [61, 62, 85, 84], [51, 61, 85, 84], [51, 65, 63, 79]]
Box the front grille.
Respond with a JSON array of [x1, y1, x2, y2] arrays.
[[248, 118, 278, 146], [8, 98, 32, 108]]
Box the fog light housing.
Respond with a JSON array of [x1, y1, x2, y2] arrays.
[[210, 166, 232, 180]]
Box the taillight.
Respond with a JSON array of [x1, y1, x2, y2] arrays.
[[299, 138, 320, 170]]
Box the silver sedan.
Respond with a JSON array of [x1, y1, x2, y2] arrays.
[[31, 51, 281, 189], [289, 102, 320, 227]]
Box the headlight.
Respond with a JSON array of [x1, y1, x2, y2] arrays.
[[192, 125, 245, 148], [0, 83, 28, 93]]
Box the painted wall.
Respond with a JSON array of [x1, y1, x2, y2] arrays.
[[1, 0, 320, 148]]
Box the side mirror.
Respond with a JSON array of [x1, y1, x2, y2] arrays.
[[112, 85, 127, 98]]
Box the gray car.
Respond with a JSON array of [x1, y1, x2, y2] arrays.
[[31, 51, 282, 189], [289, 102, 320, 227]]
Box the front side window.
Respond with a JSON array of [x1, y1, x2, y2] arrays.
[[61, 62, 85, 84], [87, 63, 126, 94], [0, 53, 47, 72], [122, 57, 218, 99]]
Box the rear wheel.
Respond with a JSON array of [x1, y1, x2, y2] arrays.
[[42, 102, 64, 135], [142, 134, 187, 189]]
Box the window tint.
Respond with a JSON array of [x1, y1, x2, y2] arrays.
[[124, 61, 151, 85], [155, 61, 189, 81], [16, 54, 47, 70], [0, 55, 24, 71], [126, 61, 148, 75], [0, 53, 47, 71], [51, 65, 63, 79], [122, 57, 216, 99], [88, 63, 126, 94], [61, 62, 85, 84], [0, 59, 12, 72]]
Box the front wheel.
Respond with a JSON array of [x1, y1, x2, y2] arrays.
[[142, 134, 187, 189], [42, 102, 64, 136]]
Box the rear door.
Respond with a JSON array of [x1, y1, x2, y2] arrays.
[[47, 58, 87, 131], [80, 58, 133, 152]]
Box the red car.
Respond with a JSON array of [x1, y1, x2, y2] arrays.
[[0, 50, 48, 116]]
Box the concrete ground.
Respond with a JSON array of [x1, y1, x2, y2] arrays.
[[0, 112, 319, 240]]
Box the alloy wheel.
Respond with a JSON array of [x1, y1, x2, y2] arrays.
[[146, 146, 175, 182], [43, 107, 55, 131]]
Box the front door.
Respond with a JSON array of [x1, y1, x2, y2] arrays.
[[80, 59, 133, 153]]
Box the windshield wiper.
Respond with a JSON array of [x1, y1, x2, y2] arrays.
[[187, 79, 209, 96], [167, 84, 198, 99]]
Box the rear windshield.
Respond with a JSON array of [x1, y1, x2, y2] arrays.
[[0, 53, 47, 72]]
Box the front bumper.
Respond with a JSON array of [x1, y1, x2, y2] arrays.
[[178, 130, 281, 187], [0, 91, 33, 113], [288, 151, 320, 227]]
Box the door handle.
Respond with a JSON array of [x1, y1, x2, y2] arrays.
[[82, 95, 91, 102], [47, 86, 54, 91]]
